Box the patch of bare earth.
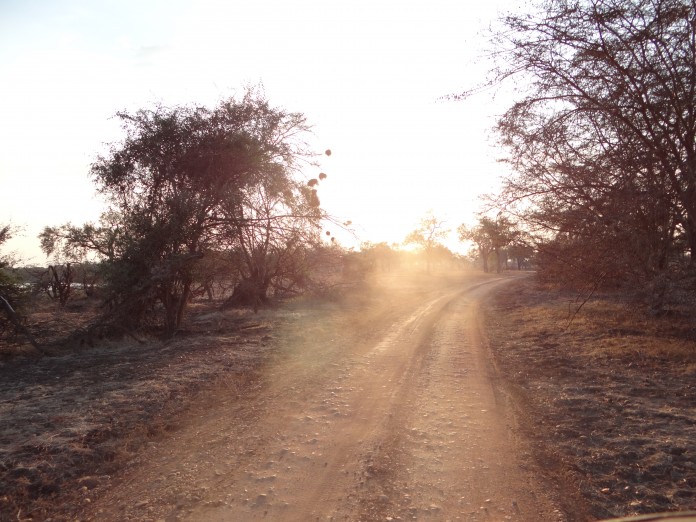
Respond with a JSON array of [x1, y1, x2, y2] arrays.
[[0, 301, 275, 522], [483, 276, 696, 520]]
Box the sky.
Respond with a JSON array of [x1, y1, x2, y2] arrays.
[[0, 0, 521, 264]]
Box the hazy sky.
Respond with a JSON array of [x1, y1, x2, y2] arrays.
[[0, 0, 520, 263]]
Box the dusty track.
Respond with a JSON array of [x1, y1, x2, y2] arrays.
[[83, 274, 563, 521]]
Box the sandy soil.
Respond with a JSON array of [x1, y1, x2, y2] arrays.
[[62, 271, 562, 522]]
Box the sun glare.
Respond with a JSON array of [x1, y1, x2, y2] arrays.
[[0, 0, 514, 262]]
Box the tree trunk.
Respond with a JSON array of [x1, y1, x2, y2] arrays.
[[163, 290, 177, 338], [175, 281, 191, 330], [223, 278, 268, 311], [686, 217, 696, 268], [161, 279, 191, 338], [0, 295, 48, 355]]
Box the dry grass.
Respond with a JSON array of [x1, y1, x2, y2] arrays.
[[484, 277, 696, 520], [0, 300, 273, 521]]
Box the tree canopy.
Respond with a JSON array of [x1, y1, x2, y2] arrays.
[[404, 213, 449, 273], [482, 0, 696, 296], [458, 216, 519, 273], [0, 225, 21, 299], [0, 225, 37, 348], [41, 90, 326, 335]]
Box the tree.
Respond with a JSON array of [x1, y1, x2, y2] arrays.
[[45, 264, 74, 306], [0, 225, 22, 325], [360, 242, 397, 272], [458, 216, 518, 273], [0, 225, 24, 310], [458, 222, 493, 273], [40, 212, 123, 263], [404, 213, 449, 273], [478, 0, 696, 289], [43, 89, 324, 336], [508, 240, 535, 270], [221, 165, 326, 308], [0, 225, 43, 351]]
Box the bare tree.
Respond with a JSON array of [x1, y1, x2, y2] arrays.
[[46, 264, 74, 306], [404, 213, 449, 273]]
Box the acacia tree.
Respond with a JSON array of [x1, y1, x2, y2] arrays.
[[458, 216, 518, 273], [40, 212, 123, 263], [221, 169, 325, 308], [0, 226, 43, 350], [42, 90, 324, 336], [40, 212, 125, 302], [0, 226, 26, 312], [0, 226, 22, 329], [508, 240, 535, 270], [479, 0, 696, 288], [404, 213, 449, 273], [458, 221, 493, 273]]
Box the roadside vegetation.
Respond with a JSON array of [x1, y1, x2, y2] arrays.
[[469, 0, 696, 311], [1, 88, 339, 350], [0, 264, 469, 521], [484, 277, 696, 520], [1, 0, 696, 520], [468, 1, 696, 518]]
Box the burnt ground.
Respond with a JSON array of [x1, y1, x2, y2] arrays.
[[483, 276, 696, 520]]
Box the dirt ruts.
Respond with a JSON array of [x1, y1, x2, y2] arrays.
[[81, 273, 563, 521]]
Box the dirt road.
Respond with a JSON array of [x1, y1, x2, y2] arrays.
[[83, 274, 564, 521]]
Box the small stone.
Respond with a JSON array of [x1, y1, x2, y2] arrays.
[[77, 476, 100, 490]]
